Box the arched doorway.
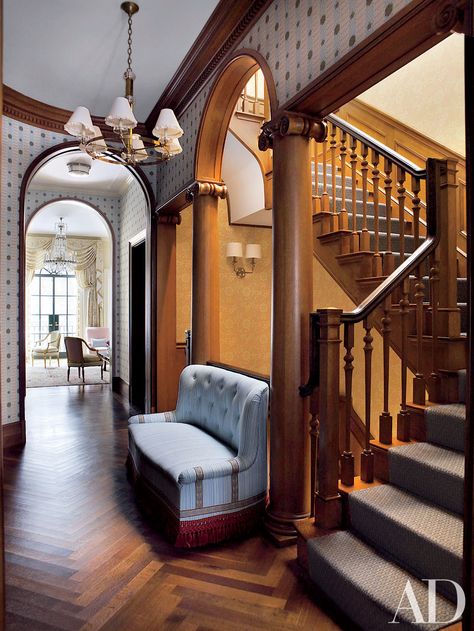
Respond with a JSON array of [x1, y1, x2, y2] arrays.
[[18, 142, 156, 439]]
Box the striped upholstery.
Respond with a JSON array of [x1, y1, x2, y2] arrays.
[[128, 365, 269, 547]]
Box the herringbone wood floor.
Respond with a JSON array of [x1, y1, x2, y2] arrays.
[[4, 386, 341, 630]]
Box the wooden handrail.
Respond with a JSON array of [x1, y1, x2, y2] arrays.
[[206, 361, 270, 385], [327, 113, 426, 178]]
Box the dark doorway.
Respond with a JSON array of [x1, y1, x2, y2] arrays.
[[130, 240, 146, 411]]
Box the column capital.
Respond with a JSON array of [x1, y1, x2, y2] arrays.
[[258, 111, 327, 151], [156, 212, 181, 225], [186, 181, 227, 202]]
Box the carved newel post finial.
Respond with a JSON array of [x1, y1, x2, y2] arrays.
[[258, 111, 328, 152], [186, 181, 227, 202]]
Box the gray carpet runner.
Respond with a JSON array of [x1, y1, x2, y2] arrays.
[[308, 532, 458, 631], [307, 400, 466, 628]]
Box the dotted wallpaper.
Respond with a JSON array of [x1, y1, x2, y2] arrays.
[[156, 0, 412, 207], [1, 119, 73, 424], [155, 84, 211, 208], [1, 116, 151, 425], [241, 0, 412, 104], [118, 177, 148, 384]]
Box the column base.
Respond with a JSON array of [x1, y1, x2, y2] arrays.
[[264, 508, 311, 547]]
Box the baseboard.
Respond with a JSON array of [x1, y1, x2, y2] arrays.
[[3, 420, 26, 450], [112, 376, 130, 401]]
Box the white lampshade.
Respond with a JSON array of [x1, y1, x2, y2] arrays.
[[165, 138, 183, 156], [64, 106, 94, 137], [132, 134, 148, 162], [245, 243, 262, 259], [87, 126, 108, 153], [152, 108, 184, 140], [105, 97, 137, 129], [226, 242, 243, 258]]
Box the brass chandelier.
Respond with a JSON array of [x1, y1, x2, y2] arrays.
[[64, 2, 183, 167]]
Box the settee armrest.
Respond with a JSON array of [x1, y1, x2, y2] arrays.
[[128, 411, 176, 425], [178, 456, 252, 485]]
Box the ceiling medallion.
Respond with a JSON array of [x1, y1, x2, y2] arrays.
[[64, 2, 183, 167]]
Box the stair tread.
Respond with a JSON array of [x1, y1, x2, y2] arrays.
[[308, 531, 458, 630], [389, 442, 464, 515], [349, 485, 463, 601]]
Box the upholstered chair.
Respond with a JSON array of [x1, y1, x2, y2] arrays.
[[127, 364, 269, 547], [85, 327, 110, 351], [64, 336, 104, 382], [31, 330, 61, 368]]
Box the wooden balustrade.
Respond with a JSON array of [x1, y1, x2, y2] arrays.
[[306, 159, 446, 526]]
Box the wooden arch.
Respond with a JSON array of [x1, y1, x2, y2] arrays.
[[194, 49, 277, 182]]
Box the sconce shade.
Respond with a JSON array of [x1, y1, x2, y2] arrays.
[[245, 243, 262, 259], [152, 108, 184, 140], [226, 242, 243, 258], [64, 106, 95, 137], [105, 97, 137, 129], [165, 137, 183, 156]]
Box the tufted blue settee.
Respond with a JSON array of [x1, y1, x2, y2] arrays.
[[127, 364, 269, 547]]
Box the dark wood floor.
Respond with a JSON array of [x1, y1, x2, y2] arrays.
[[4, 385, 341, 630]]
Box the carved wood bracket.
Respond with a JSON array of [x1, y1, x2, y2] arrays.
[[185, 181, 228, 202], [432, 0, 468, 34], [258, 111, 327, 151]]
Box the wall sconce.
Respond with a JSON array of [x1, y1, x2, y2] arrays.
[[226, 242, 262, 278]]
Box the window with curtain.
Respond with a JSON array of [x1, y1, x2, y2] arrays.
[[29, 268, 78, 354]]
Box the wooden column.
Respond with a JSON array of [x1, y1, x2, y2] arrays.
[[188, 182, 227, 365], [259, 113, 327, 539], [155, 215, 181, 412]]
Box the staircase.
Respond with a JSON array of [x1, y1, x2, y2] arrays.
[[298, 114, 467, 628], [307, 386, 465, 629]]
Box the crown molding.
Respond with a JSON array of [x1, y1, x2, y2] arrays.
[[2, 85, 147, 136], [145, 0, 273, 129]]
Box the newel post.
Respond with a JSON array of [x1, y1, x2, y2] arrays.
[[186, 181, 227, 365], [437, 159, 461, 337], [314, 308, 343, 530]]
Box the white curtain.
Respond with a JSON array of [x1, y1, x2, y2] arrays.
[[26, 236, 103, 333]]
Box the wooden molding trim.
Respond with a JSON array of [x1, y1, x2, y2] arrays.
[[3, 85, 147, 135], [112, 376, 130, 401], [145, 0, 273, 128], [284, 0, 459, 117], [3, 420, 26, 450]]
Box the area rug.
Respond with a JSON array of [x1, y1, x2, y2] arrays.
[[26, 364, 111, 388]]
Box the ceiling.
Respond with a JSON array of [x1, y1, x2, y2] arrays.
[[4, 0, 220, 122], [29, 150, 132, 195], [28, 200, 111, 238]]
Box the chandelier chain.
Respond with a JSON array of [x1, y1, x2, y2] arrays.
[[127, 13, 133, 72]]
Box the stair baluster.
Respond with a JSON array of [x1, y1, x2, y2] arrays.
[[361, 318, 374, 482], [371, 149, 382, 276], [383, 158, 394, 274], [413, 273, 426, 405], [397, 281, 411, 441], [330, 123, 338, 232], [312, 144, 321, 213], [360, 143, 370, 251], [397, 167, 407, 262], [350, 135, 359, 253], [338, 131, 349, 231], [341, 323, 355, 486], [379, 298, 393, 444], [429, 254, 441, 401], [321, 136, 330, 214]]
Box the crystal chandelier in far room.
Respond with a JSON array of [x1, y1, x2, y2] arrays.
[[44, 218, 77, 276], [64, 2, 183, 167]]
